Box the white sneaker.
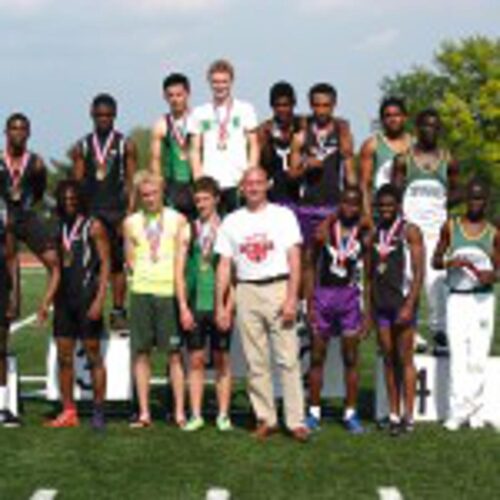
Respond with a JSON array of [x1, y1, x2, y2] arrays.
[[414, 333, 428, 353], [469, 415, 485, 430], [443, 418, 464, 431]]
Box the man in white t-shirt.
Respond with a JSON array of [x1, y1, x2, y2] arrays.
[[188, 59, 259, 214], [215, 167, 309, 442]]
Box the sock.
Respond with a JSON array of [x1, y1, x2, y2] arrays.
[[344, 407, 356, 421], [0, 386, 7, 411], [218, 413, 227, 419], [309, 405, 321, 420], [389, 412, 400, 423]]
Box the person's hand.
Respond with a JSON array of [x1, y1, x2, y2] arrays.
[[447, 257, 471, 270], [37, 302, 50, 326], [359, 315, 372, 340], [180, 305, 196, 332], [396, 302, 414, 326], [87, 299, 104, 322], [6, 296, 18, 322], [476, 270, 495, 286], [216, 307, 232, 333], [280, 297, 297, 326], [305, 156, 323, 170]]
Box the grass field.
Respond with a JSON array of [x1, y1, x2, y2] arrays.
[[1, 269, 500, 500]]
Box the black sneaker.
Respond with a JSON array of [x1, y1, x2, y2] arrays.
[[110, 309, 128, 333], [433, 332, 449, 357], [401, 418, 415, 434], [389, 419, 401, 437], [0, 410, 21, 428]]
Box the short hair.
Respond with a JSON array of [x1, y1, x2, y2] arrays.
[[467, 176, 490, 199], [193, 176, 221, 198], [162, 73, 190, 92], [376, 183, 402, 204], [92, 93, 117, 113], [416, 108, 441, 127], [270, 81, 296, 107], [6, 112, 30, 129], [207, 59, 235, 80], [133, 170, 164, 190], [55, 179, 87, 217], [379, 96, 407, 119], [308, 83, 337, 104], [241, 166, 269, 183]]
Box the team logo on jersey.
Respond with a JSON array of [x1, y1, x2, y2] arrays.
[[239, 234, 274, 262]]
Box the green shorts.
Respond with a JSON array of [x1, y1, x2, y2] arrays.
[[129, 293, 182, 355]]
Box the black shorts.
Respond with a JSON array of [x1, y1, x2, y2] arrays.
[[12, 209, 55, 255], [184, 311, 231, 352], [53, 299, 104, 339], [94, 210, 125, 274]]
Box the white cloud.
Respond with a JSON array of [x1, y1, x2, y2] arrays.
[[354, 28, 400, 51], [113, 0, 225, 14], [298, 0, 485, 12], [0, 0, 51, 15]]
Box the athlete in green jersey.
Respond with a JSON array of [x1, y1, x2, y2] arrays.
[[433, 178, 499, 430], [150, 73, 193, 217], [359, 97, 412, 220], [175, 176, 233, 432]]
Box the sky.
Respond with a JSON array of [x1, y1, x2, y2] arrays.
[[0, 0, 498, 164]]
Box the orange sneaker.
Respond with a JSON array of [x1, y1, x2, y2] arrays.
[[44, 410, 80, 428]]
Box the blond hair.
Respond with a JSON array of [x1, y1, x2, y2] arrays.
[[207, 59, 235, 80]]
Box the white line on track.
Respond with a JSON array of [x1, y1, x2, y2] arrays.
[[378, 487, 403, 500], [29, 489, 58, 500], [11, 313, 38, 334]]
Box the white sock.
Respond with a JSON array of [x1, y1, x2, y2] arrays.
[[344, 407, 356, 421], [389, 412, 400, 423], [309, 405, 321, 420], [0, 386, 7, 411]]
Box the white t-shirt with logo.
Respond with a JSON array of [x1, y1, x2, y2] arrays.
[[215, 203, 302, 281], [187, 98, 258, 189]]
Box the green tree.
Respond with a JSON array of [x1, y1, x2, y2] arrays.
[[381, 36, 500, 209], [129, 126, 151, 171]]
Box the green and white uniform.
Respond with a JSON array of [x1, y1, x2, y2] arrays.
[[446, 218, 496, 423], [402, 148, 449, 334], [372, 132, 410, 192]]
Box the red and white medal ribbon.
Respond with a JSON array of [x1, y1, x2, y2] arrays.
[[166, 113, 188, 150], [4, 150, 30, 189], [378, 217, 403, 263], [92, 130, 115, 173], [195, 215, 220, 261], [214, 99, 233, 150], [334, 220, 359, 268], [62, 216, 84, 255], [143, 212, 163, 263]]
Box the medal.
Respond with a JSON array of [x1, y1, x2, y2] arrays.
[[92, 130, 115, 181], [334, 220, 359, 269], [143, 211, 163, 262], [4, 150, 30, 200], [331, 264, 348, 278], [62, 216, 84, 268], [196, 215, 220, 267], [376, 217, 403, 275], [311, 121, 336, 161], [166, 113, 189, 161], [214, 99, 233, 151]]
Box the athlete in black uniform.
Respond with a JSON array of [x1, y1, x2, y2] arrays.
[[45, 180, 110, 430], [258, 81, 303, 206], [0, 113, 60, 325], [71, 95, 137, 331]]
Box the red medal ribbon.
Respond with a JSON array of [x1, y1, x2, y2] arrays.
[[195, 215, 220, 260], [4, 150, 30, 188], [143, 211, 164, 262], [166, 113, 188, 150], [334, 220, 359, 267], [62, 216, 84, 254], [378, 217, 403, 262], [214, 99, 233, 149], [92, 130, 115, 170]]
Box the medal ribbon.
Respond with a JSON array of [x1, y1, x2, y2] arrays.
[[4, 150, 30, 189], [334, 220, 359, 267], [166, 113, 188, 150], [62, 216, 84, 254], [143, 212, 164, 262], [195, 215, 220, 260], [378, 217, 403, 262], [92, 130, 115, 170], [214, 99, 233, 148]]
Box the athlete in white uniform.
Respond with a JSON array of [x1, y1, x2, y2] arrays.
[[393, 109, 461, 355], [433, 178, 499, 430]]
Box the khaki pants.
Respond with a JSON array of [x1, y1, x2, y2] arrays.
[[236, 281, 305, 430]]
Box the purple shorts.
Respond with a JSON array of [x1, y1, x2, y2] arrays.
[[375, 308, 417, 329], [312, 286, 362, 339], [296, 205, 336, 245]]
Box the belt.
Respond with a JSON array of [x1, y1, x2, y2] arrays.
[[449, 286, 493, 295], [238, 274, 289, 286]]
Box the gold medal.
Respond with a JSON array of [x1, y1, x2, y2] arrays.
[[63, 250, 73, 268], [96, 166, 106, 181], [377, 261, 387, 275], [179, 150, 187, 161]]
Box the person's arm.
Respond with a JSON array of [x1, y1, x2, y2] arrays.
[[359, 137, 377, 218], [476, 227, 500, 286], [150, 117, 167, 177], [5, 226, 18, 321], [246, 129, 259, 168], [288, 130, 306, 179], [337, 118, 356, 186], [125, 138, 138, 214], [189, 133, 203, 180], [37, 252, 61, 326], [31, 155, 47, 204], [71, 141, 85, 182], [447, 158, 462, 208], [360, 222, 374, 338], [215, 256, 233, 332], [432, 221, 451, 270], [391, 153, 407, 191], [87, 219, 111, 321], [123, 215, 136, 272], [174, 220, 196, 332], [397, 223, 424, 324], [257, 121, 273, 169], [282, 244, 301, 325]]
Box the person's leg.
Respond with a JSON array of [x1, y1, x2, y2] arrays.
[[109, 219, 128, 329], [0, 325, 8, 412], [307, 334, 328, 427], [133, 352, 152, 423], [466, 293, 495, 428], [184, 348, 205, 430], [377, 324, 400, 420], [341, 335, 361, 419], [396, 325, 416, 428], [213, 349, 232, 424], [83, 337, 107, 429], [236, 284, 277, 430], [168, 352, 186, 426]]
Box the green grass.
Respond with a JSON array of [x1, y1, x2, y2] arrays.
[[1, 270, 500, 500]]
